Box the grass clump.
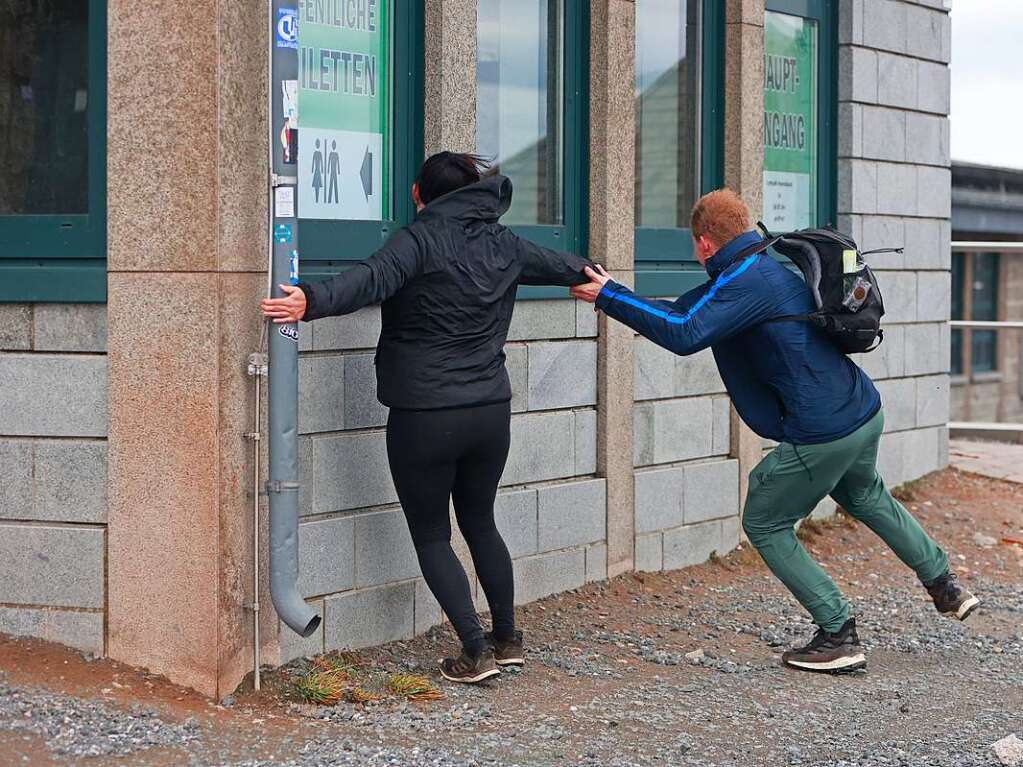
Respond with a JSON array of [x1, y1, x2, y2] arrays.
[[386, 673, 443, 702], [295, 670, 345, 706]]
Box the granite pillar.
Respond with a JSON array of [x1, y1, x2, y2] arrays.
[[106, 1, 273, 697], [590, 0, 636, 578], [724, 0, 766, 511]]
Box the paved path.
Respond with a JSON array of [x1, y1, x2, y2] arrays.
[[950, 438, 1023, 483]]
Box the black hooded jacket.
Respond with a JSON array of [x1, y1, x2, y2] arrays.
[[298, 175, 593, 410]]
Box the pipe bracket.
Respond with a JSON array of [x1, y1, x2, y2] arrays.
[[264, 480, 300, 496]]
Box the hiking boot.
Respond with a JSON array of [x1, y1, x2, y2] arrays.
[[782, 618, 867, 673], [439, 648, 500, 684], [486, 630, 525, 666], [925, 571, 980, 621]]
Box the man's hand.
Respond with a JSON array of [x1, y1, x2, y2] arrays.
[[570, 264, 612, 304], [260, 284, 307, 324]]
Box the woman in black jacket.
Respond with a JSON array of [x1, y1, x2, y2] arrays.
[[261, 152, 592, 683]]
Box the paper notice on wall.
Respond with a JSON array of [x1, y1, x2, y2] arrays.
[[274, 186, 295, 218], [763, 170, 811, 232]]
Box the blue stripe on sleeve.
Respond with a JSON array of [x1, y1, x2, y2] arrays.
[[603, 253, 760, 325]]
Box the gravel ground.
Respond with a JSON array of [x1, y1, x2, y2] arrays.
[[1, 468, 1021, 767]]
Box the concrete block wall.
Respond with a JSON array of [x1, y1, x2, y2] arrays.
[[0, 304, 108, 653], [633, 338, 741, 572], [283, 299, 602, 661], [838, 0, 951, 487]]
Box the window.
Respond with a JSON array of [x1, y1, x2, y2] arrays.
[[763, 0, 835, 232], [0, 0, 106, 302], [297, 0, 423, 280], [633, 0, 724, 296], [635, 0, 700, 229], [475, 0, 587, 262], [951, 251, 1000, 376], [477, 0, 563, 226]]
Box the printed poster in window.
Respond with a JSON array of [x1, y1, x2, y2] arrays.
[[297, 1, 390, 221], [763, 11, 818, 231]]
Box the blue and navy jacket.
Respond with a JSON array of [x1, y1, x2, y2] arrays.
[[596, 230, 882, 445]]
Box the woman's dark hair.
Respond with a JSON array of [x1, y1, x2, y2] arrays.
[[415, 152, 492, 205]]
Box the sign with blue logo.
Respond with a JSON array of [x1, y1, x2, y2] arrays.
[[276, 8, 297, 49], [274, 224, 292, 244]]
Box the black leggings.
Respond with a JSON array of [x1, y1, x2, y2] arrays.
[[386, 401, 515, 656]]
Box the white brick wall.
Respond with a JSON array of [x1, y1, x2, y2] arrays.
[[0, 304, 108, 655], [838, 0, 951, 487]]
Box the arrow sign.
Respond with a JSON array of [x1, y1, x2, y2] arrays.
[[360, 147, 373, 199]]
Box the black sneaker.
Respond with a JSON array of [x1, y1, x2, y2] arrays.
[[486, 630, 524, 666], [924, 571, 980, 621], [439, 648, 500, 684], [782, 618, 867, 673]]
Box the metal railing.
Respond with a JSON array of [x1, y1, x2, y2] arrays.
[[948, 241, 1023, 440]]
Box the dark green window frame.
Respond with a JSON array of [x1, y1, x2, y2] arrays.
[[297, 0, 424, 282], [764, 0, 837, 229], [510, 0, 590, 300], [633, 0, 724, 297], [0, 0, 107, 303]]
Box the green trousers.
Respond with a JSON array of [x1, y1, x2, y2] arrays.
[[742, 409, 949, 632]]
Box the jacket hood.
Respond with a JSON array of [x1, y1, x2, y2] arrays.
[[416, 174, 513, 223], [706, 230, 766, 278]]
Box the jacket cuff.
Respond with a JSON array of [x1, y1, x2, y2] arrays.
[[296, 281, 319, 322], [595, 280, 626, 312]]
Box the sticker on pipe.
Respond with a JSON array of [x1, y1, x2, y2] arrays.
[[276, 8, 298, 49], [279, 325, 299, 342]]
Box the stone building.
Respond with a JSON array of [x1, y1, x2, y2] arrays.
[[0, 0, 953, 697]]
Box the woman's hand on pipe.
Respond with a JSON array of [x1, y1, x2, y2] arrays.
[[260, 285, 307, 323]]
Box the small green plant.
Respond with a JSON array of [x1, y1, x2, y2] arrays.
[[386, 673, 443, 702], [347, 686, 380, 704], [295, 670, 345, 706]]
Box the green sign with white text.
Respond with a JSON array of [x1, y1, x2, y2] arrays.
[[297, 0, 390, 221], [763, 10, 817, 230]]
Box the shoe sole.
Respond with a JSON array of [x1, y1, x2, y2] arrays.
[[439, 666, 501, 684], [947, 596, 980, 621], [495, 657, 524, 667], [784, 653, 867, 673]]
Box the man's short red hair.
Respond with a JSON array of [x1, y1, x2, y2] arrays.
[[690, 188, 750, 248]]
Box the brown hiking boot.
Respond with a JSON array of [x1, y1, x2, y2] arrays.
[[925, 571, 981, 621], [486, 630, 525, 666], [782, 618, 867, 673], [439, 648, 500, 684]]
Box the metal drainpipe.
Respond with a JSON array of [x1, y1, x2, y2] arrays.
[[266, 0, 320, 640], [245, 353, 267, 690]]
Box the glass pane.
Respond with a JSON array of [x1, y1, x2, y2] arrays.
[[296, 0, 392, 222], [0, 0, 89, 215], [950, 252, 965, 320], [970, 252, 999, 373], [763, 11, 818, 231], [950, 329, 963, 376], [635, 0, 700, 229], [950, 253, 964, 375], [971, 252, 998, 321], [476, 0, 564, 226]]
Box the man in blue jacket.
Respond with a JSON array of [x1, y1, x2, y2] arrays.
[[572, 189, 978, 673]]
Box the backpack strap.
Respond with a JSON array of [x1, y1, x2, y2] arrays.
[[726, 234, 782, 266]]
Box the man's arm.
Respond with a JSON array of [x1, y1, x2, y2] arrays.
[[510, 231, 594, 286], [573, 260, 774, 356], [299, 228, 423, 321]]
